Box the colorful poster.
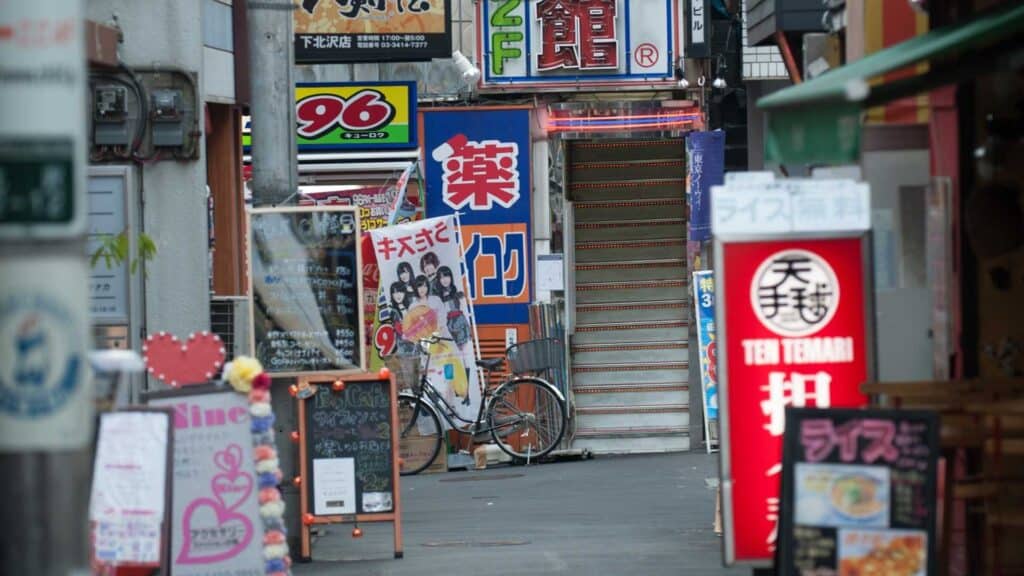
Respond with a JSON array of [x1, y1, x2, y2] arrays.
[[480, 0, 683, 89], [295, 0, 452, 63], [692, 270, 718, 450], [686, 131, 725, 242], [369, 216, 481, 420], [149, 390, 265, 575], [242, 82, 417, 152], [779, 408, 939, 576], [422, 108, 532, 325]]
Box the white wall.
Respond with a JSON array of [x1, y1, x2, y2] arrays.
[[87, 0, 211, 340], [863, 148, 933, 381]]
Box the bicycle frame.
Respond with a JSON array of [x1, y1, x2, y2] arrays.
[[408, 339, 497, 437]]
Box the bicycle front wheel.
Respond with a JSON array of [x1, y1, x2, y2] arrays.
[[397, 393, 443, 476], [487, 378, 566, 460]]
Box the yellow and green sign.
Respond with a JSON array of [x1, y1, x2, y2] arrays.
[[243, 82, 417, 152]]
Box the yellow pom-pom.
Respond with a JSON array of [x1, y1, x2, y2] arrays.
[[227, 356, 263, 393]]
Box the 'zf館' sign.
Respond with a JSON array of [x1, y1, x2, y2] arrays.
[[479, 0, 684, 89]]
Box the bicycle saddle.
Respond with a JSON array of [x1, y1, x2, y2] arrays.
[[476, 357, 504, 371]]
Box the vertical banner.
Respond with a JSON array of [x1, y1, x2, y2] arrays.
[[692, 270, 719, 452], [779, 407, 939, 576], [422, 108, 532, 325], [686, 131, 725, 242], [716, 235, 872, 564], [370, 216, 481, 421], [685, 0, 711, 58]]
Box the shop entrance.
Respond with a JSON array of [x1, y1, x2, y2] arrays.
[[567, 139, 691, 454]]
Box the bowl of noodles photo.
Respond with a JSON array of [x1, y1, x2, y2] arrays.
[[830, 474, 886, 522]]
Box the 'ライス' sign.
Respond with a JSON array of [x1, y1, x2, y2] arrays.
[[422, 108, 532, 325], [243, 82, 417, 152]]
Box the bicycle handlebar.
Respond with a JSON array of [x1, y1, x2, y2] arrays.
[[418, 334, 454, 345]]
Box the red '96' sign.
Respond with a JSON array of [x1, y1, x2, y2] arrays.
[[720, 236, 870, 563], [295, 90, 395, 138]]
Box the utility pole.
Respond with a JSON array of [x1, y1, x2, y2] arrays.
[[246, 0, 300, 555], [248, 0, 298, 207], [0, 0, 93, 574]]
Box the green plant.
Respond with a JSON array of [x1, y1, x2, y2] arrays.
[[90, 231, 157, 276]]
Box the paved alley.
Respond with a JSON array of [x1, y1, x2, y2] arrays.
[[294, 452, 747, 576]]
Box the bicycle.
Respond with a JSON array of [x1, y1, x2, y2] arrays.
[[396, 334, 568, 476]]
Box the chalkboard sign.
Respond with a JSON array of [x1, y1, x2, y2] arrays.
[[248, 206, 365, 376], [779, 407, 939, 576], [296, 373, 403, 559]]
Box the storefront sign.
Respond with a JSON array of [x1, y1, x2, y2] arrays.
[[242, 83, 417, 152], [480, 0, 682, 89], [369, 216, 481, 420], [295, 0, 452, 63], [686, 131, 724, 242], [148, 388, 265, 575], [685, 0, 710, 58], [692, 270, 718, 452], [714, 224, 873, 564], [779, 408, 939, 576], [422, 108, 532, 324]]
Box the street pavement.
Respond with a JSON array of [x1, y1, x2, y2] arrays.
[[294, 452, 749, 576]]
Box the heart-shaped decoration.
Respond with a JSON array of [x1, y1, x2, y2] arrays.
[[177, 497, 254, 564], [143, 331, 225, 387], [211, 472, 253, 512], [213, 444, 244, 474]]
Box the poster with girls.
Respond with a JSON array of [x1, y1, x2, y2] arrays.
[[369, 216, 481, 421]]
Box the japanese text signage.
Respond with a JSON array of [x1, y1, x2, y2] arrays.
[[692, 270, 719, 451], [147, 389, 265, 575], [715, 234, 872, 565], [686, 131, 724, 242], [243, 83, 417, 152], [249, 206, 365, 376], [422, 109, 531, 325], [779, 408, 938, 576], [480, 0, 682, 88], [295, 0, 452, 63], [685, 0, 710, 58]]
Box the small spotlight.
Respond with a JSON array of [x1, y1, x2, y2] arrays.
[[712, 77, 727, 89]]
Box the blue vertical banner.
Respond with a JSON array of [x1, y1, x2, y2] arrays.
[[692, 270, 719, 451], [686, 130, 725, 242], [423, 108, 532, 325]]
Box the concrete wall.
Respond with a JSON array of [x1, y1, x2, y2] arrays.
[[87, 0, 211, 340]]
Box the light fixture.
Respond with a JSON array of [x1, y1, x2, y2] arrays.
[[677, 77, 690, 89], [712, 77, 727, 89], [452, 50, 481, 85]]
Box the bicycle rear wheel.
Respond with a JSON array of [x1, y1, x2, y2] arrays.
[[487, 378, 566, 460], [397, 393, 443, 476]]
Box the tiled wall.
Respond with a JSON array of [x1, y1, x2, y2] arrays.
[[741, 0, 789, 80]]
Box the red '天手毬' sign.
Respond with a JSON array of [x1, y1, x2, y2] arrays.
[[717, 235, 873, 565]]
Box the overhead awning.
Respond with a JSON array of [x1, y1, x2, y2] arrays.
[[758, 3, 1024, 164]]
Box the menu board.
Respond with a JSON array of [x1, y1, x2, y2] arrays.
[[249, 206, 365, 376], [302, 379, 396, 516], [147, 387, 265, 576], [779, 407, 939, 576]]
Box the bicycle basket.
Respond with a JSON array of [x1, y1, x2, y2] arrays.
[[506, 338, 563, 376], [385, 354, 423, 394]]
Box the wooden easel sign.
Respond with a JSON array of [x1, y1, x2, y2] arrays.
[[89, 407, 174, 575], [295, 372, 403, 560]]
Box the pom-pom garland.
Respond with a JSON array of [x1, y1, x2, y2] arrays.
[[221, 356, 290, 575]]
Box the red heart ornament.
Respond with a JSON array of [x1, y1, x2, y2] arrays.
[[144, 331, 226, 387]]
